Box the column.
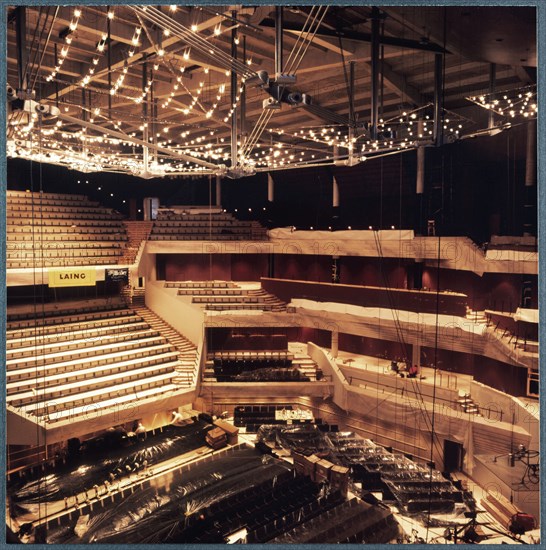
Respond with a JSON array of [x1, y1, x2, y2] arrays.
[[523, 118, 536, 236], [267, 172, 274, 202], [331, 330, 339, 358], [411, 343, 421, 369], [215, 175, 222, 207], [332, 175, 340, 208]]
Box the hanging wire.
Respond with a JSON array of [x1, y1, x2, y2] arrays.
[[131, 6, 254, 79], [29, 7, 59, 92], [425, 8, 448, 541]]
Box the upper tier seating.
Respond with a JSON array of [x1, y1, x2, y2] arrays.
[[6, 303, 196, 424], [149, 210, 268, 241], [204, 350, 318, 382], [6, 190, 128, 268], [165, 281, 287, 312]]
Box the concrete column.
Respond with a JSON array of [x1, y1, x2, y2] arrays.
[[267, 172, 274, 202], [215, 175, 222, 207], [415, 120, 425, 235], [411, 343, 420, 368], [331, 330, 339, 358], [523, 119, 536, 236], [332, 175, 340, 208], [416, 121, 425, 195]]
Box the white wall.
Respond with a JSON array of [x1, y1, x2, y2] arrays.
[[145, 281, 204, 345]]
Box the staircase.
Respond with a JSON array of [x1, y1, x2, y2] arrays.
[[250, 221, 269, 240], [292, 353, 319, 381], [247, 288, 287, 311], [121, 221, 154, 264], [457, 390, 480, 415], [132, 305, 198, 387], [465, 308, 488, 327]]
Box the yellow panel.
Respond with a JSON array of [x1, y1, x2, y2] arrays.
[[48, 268, 97, 288]]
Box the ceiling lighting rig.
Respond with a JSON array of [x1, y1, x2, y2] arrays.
[[466, 84, 537, 120], [7, 6, 536, 180], [45, 7, 82, 83], [238, 5, 330, 170]]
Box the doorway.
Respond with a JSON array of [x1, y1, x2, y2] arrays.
[[443, 439, 464, 472]]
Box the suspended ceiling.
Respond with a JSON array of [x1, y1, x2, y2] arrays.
[[6, 5, 537, 179]]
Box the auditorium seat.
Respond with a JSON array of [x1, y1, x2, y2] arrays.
[[149, 210, 267, 241], [6, 190, 128, 269], [165, 281, 287, 313], [5, 304, 197, 425]]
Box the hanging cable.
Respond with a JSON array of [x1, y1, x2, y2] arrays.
[[288, 7, 328, 74], [131, 6, 255, 79], [29, 7, 59, 92]]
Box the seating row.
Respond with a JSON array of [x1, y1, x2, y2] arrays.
[[149, 234, 264, 241], [8, 211, 124, 221], [8, 205, 120, 215], [7, 197, 101, 208], [205, 303, 285, 311], [7, 257, 123, 268], [8, 247, 122, 257], [8, 225, 125, 235], [156, 212, 234, 221], [7, 190, 89, 201], [165, 281, 238, 289], [153, 220, 253, 228], [7, 241, 123, 250], [7, 319, 150, 350], [7, 307, 135, 329], [211, 351, 294, 361], [8, 218, 126, 227], [7, 234, 126, 243], [178, 288, 243, 296]]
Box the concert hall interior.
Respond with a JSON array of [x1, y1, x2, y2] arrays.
[[4, 3, 541, 545]]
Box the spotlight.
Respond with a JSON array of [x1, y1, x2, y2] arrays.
[[287, 91, 303, 105]]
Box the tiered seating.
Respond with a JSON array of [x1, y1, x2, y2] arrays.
[[165, 281, 286, 312], [187, 468, 346, 544], [149, 210, 267, 241], [6, 190, 128, 268], [269, 496, 399, 544], [5, 304, 190, 424], [205, 350, 317, 382], [326, 433, 464, 513]]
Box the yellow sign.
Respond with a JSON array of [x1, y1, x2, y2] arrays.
[[48, 268, 97, 288]]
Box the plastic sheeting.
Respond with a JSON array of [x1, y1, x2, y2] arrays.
[[255, 426, 464, 516], [9, 421, 211, 513], [45, 449, 291, 544], [233, 368, 310, 382], [256, 424, 332, 455]]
